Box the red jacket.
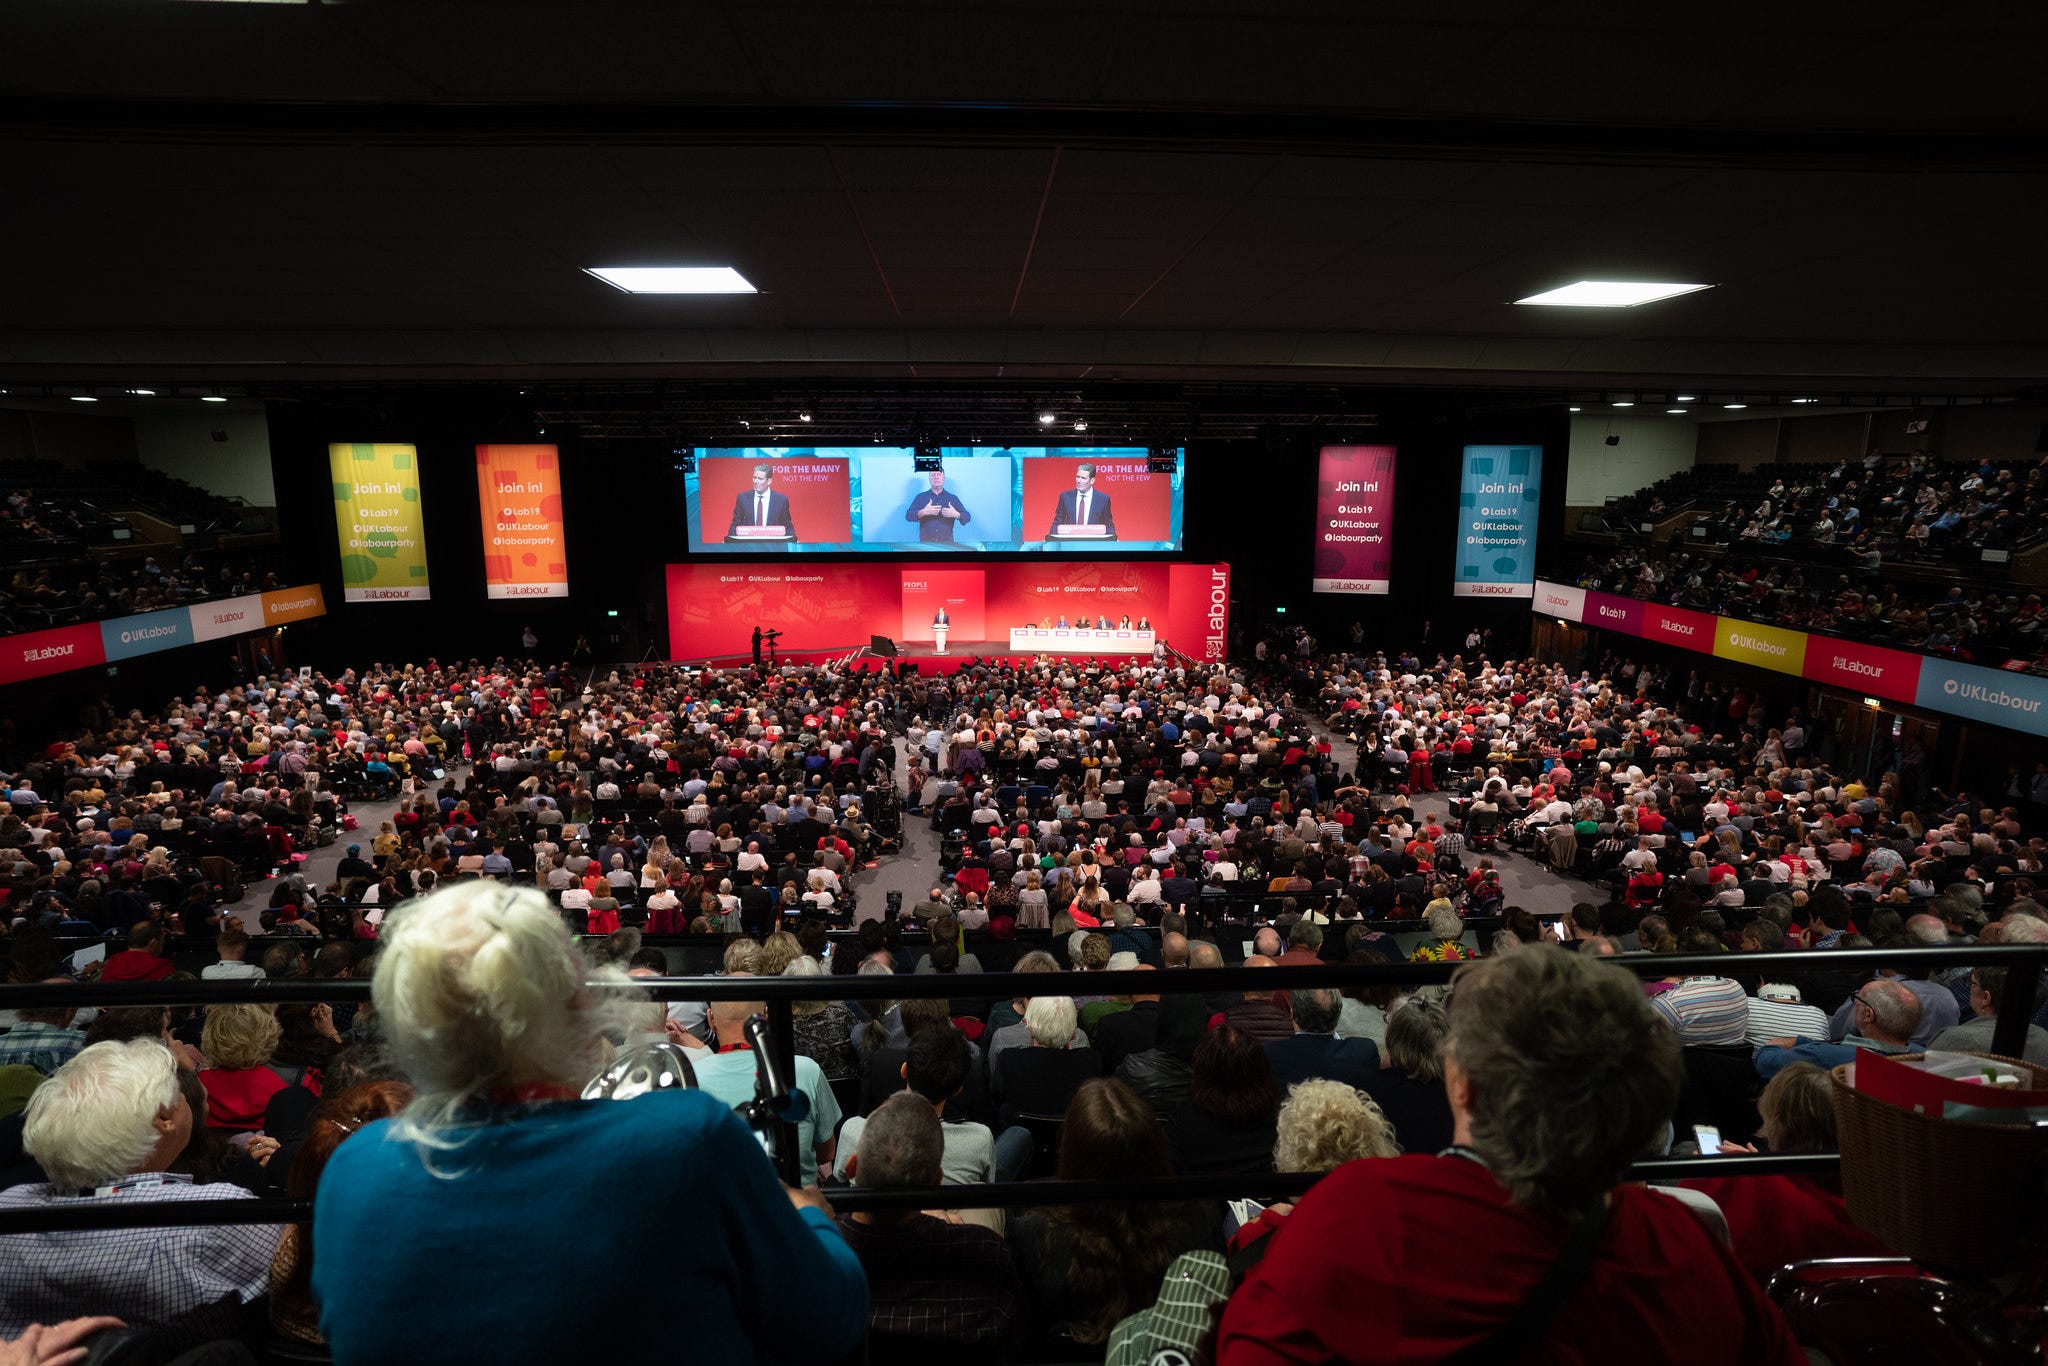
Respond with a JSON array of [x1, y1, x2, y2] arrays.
[[1219, 1155, 1804, 1365], [1682, 1173, 1895, 1284], [199, 1066, 290, 1132], [101, 950, 173, 983]]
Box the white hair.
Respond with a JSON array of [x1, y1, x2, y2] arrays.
[[375, 881, 632, 1166], [24, 1039, 179, 1191], [1024, 994, 1078, 1050], [1106, 951, 1140, 972], [2002, 914, 2048, 945], [782, 955, 824, 978]]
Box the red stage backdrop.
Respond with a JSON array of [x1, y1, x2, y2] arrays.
[[1020, 456, 1175, 543], [666, 561, 1229, 662], [695, 456, 854, 545], [900, 568, 986, 642]]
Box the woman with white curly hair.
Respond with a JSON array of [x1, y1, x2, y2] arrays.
[[311, 880, 867, 1365], [1228, 1079, 1400, 1261]]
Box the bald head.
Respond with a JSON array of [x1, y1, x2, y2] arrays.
[[1160, 931, 1189, 968], [1189, 940, 1224, 971], [1241, 953, 1276, 1002], [1253, 928, 1283, 958]]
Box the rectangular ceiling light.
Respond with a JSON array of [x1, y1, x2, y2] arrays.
[[1514, 280, 1712, 308], [584, 266, 756, 295]]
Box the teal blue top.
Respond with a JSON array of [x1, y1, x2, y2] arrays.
[[313, 1089, 867, 1364]]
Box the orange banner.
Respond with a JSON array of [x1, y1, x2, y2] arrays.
[[475, 444, 569, 598], [260, 584, 327, 627]]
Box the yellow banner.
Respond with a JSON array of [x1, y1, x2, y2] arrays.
[[329, 443, 431, 602], [1712, 616, 1807, 676]]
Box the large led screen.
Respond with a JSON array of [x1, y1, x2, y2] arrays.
[[680, 446, 1184, 553]]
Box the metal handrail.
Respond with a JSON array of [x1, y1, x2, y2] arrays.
[[8, 945, 2040, 1010], [2, 944, 2039, 1207], [0, 1155, 1845, 1236]]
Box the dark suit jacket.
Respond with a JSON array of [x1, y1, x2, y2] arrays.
[[993, 1046, 1101, 1126], [1047, 489, 1116, 539], [729, 488, 796, 538], [1265, 1032, 1382, 1092], [1093, 1000, 1161, 1076], [737, 884, 776, 934]]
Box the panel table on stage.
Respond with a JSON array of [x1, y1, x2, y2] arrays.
[[1007, 627, 1155, 655]]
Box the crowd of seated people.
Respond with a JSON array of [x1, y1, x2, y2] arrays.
[[0, 639, 2042, 1361], [1604, 449, 2048, 563], [1575, 544, 2047, 664], [0, 547, 290, 635], [0, 486, 114, 557]]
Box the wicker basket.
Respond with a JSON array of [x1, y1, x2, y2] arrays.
[[1829, 1052, 2048, 1272]]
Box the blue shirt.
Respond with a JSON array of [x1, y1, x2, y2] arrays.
[[1755, 1035, 1910, 1082], [314, 1092, 866, 1365], [691, 1049, 842, 1187]]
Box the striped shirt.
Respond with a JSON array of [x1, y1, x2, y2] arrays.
[[1650, 977, 1750, 1046], [1745, 994, 1831, 1048]]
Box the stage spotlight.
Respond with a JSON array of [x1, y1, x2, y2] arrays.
[[1038, 412, 1056, 425], [799, 412, 812, 423], [1073, 420, 1087, 432]]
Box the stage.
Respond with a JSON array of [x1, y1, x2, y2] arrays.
[[902, 636, 1156, 660], [665, 559, 1230, 670], [655, 648, 1168, 677]]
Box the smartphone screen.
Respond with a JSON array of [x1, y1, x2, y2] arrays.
[[1693, 1125, 1721, 1154]]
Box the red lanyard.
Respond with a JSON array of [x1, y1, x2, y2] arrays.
[[488, 1083, 580, 1105]]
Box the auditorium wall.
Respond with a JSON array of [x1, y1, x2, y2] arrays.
[[1928, 402, 2048, 465], [1694, 416, 1781, 471], [1563, 415, 1696, 506], [133, 410, 277, 507]]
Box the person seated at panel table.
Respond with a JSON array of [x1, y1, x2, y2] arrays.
[[1094, 615, 1111, 629], [1135, 614, 1151, 630], [726, 462, 798, 540], [1055, 613, 1070, 629], [1118, 615, 1134, 629]]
